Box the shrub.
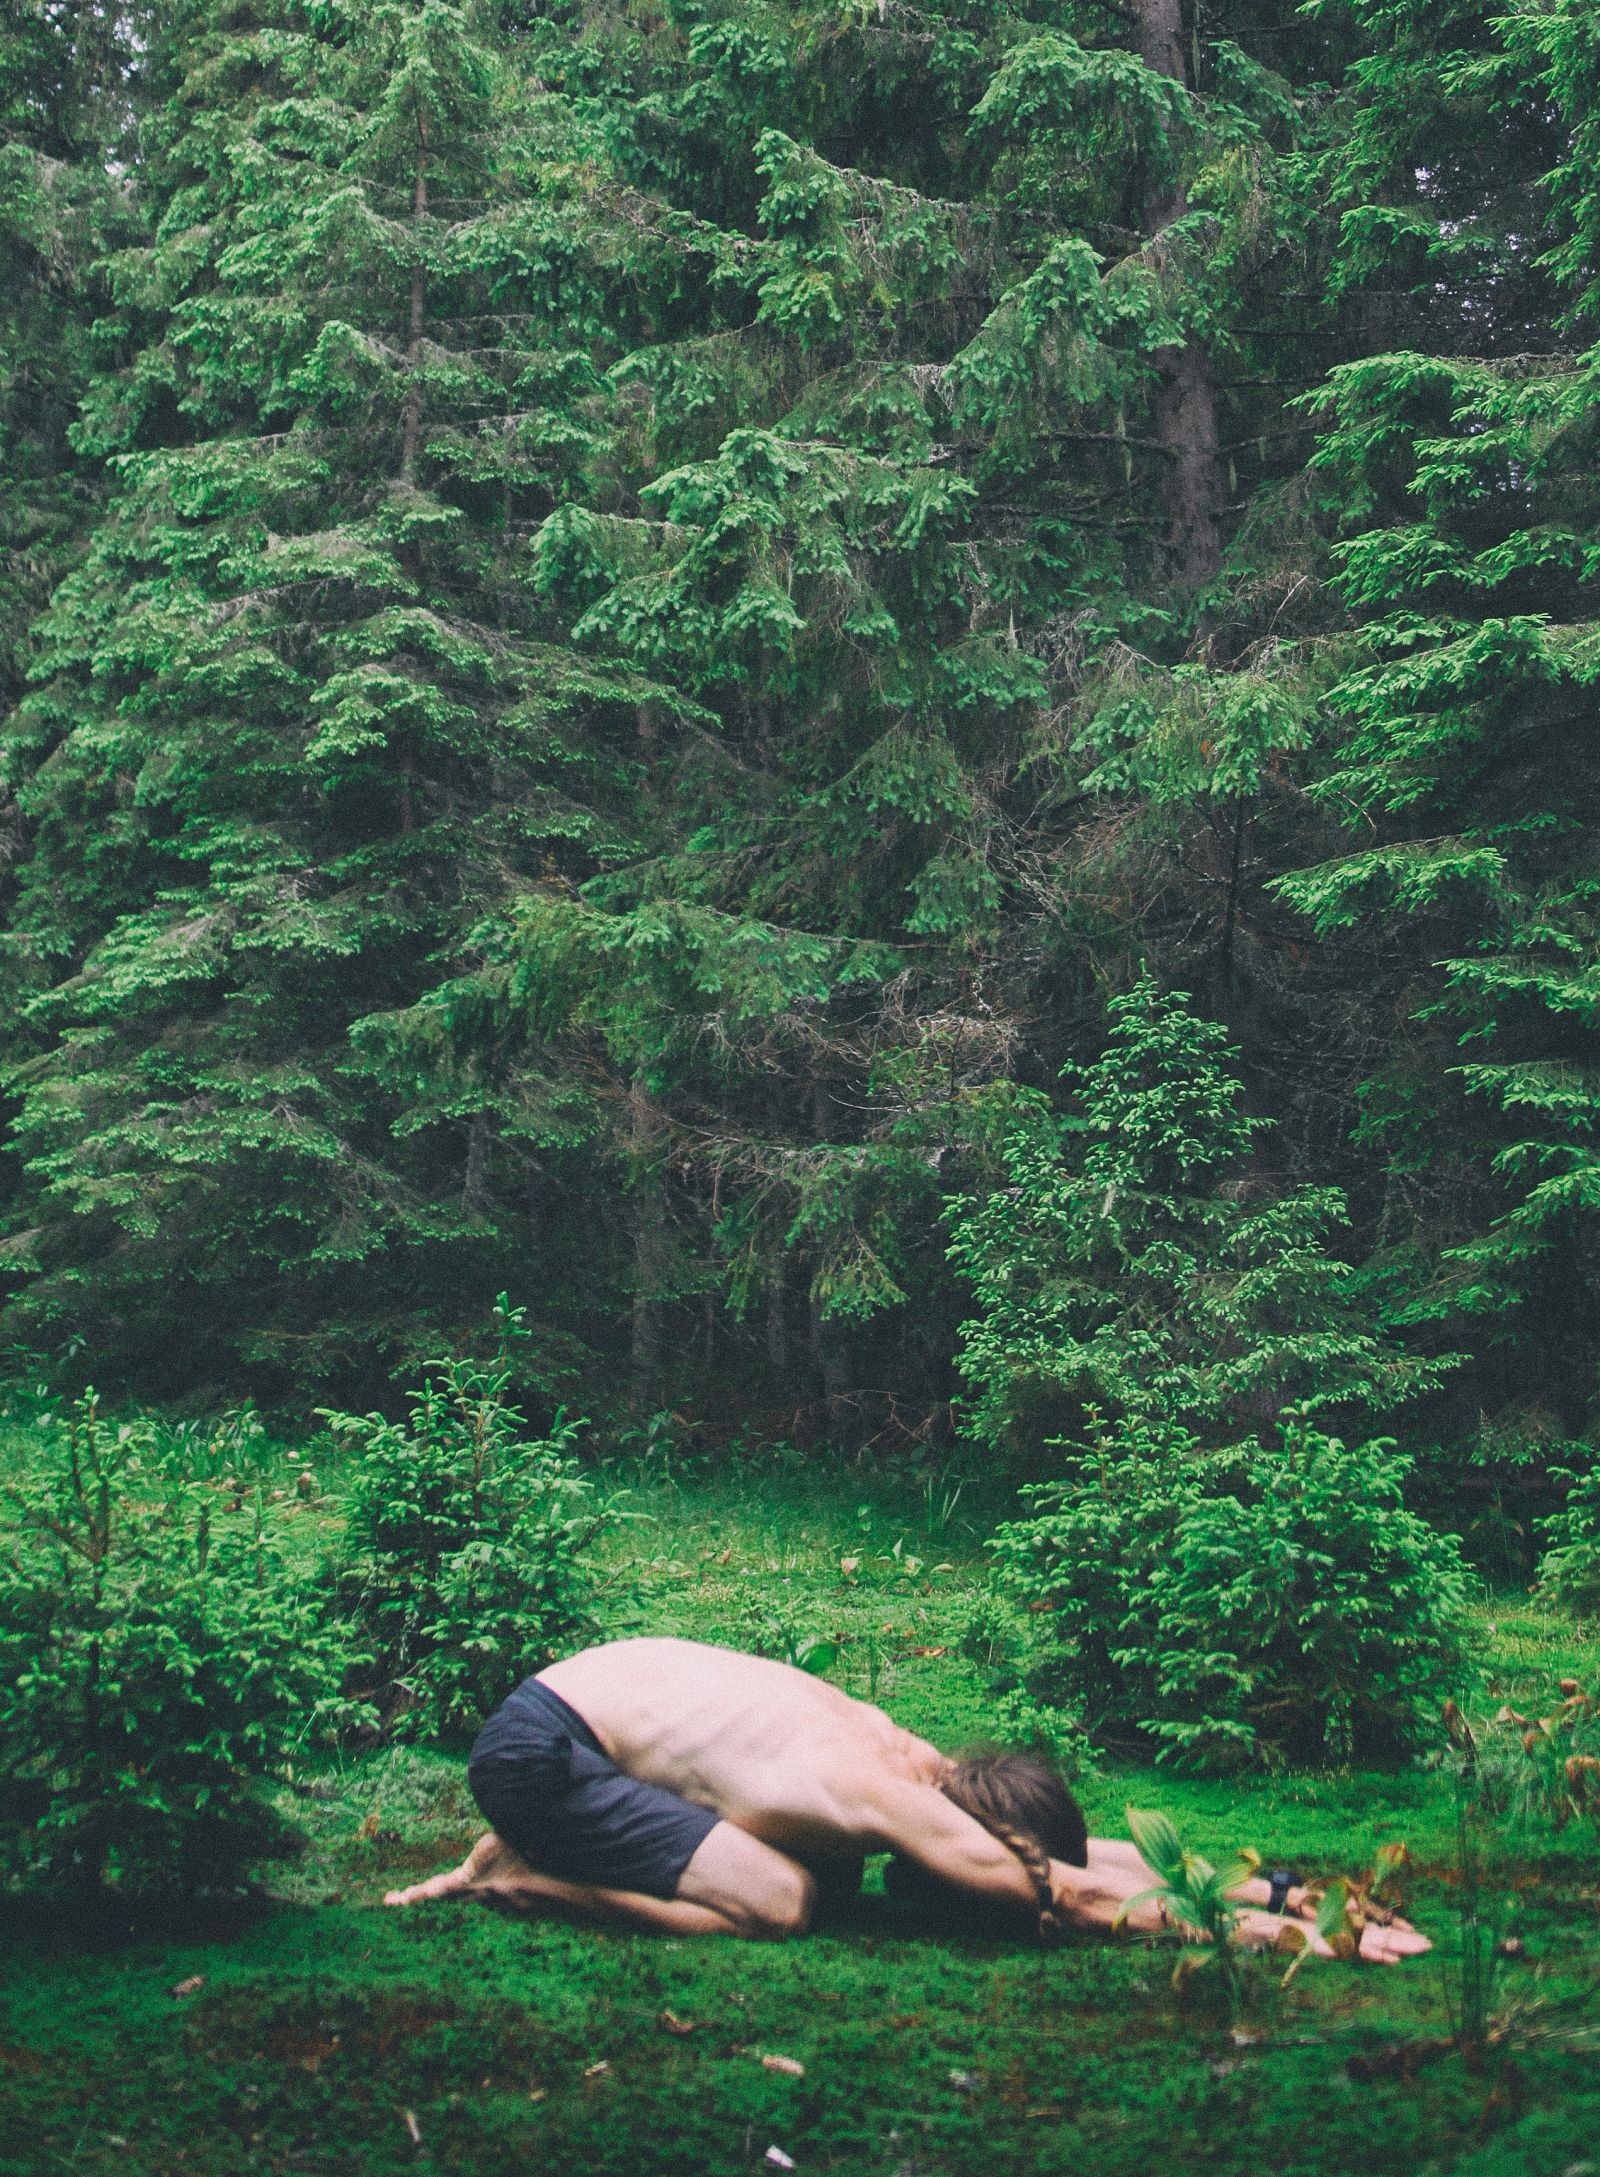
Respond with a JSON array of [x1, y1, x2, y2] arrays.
[[0, 1395, 356, 1895], [1536, 1462, 1600, 1617], [990, 1408, 1472, 1770], [326, 1296, 612, 1740]]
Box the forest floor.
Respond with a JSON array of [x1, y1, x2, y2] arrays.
[[2, 1459, 1598, 2177]]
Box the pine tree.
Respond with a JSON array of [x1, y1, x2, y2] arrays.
[[1275, 0, 1600, 1444], [946, 974, 1441, 1465], [0, 0, 687, 1393]]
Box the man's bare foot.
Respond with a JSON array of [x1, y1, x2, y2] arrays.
[[384, 1830, 521, 1908]]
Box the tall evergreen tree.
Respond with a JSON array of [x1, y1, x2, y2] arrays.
[[1277, 0, 1600, 1445], [0, 2, 146, 828], [424, 0, 1366, 1436], [0, 0, 693, 1393]]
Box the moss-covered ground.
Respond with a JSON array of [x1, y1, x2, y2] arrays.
[[3, 1461, 1597, 2176]]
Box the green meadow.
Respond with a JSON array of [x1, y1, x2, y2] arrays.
[[4, 1464, 1595, 2177]]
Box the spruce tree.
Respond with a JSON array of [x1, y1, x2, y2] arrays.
[[429, 0, 1363, 1434], [0, 0, 685, 1392], [0, 5, 144, 706], [946, 973, 1440, 1465], [1276, 0, 1600, 1445]]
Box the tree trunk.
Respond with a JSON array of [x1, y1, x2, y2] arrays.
[[395, 115, 431, 836], [462, 1107, 491, 1214], [628, 1073, 667, 1412], [1133, 0, 1223, 589], [1133, 0, 1185, 88], [1153, 341, 1222, 589], [765, 1257, 789, 1377], [809, 1286, 851, 1448], [807, 1076, 850, 1442], [400, 120, 429, 485]]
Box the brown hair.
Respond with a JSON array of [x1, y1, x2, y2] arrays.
[[939, 1748, 1088, 1946]]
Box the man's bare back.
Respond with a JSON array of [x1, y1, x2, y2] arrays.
[[387, 1638, 1432, 1965], [539, 1637, 942, 1859]]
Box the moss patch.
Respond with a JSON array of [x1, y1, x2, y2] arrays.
[[2, 1468, 1596, 2176]]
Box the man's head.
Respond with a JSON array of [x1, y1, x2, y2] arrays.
[[939, 1747, 1088, 1869], [885, 1745, 1085, 1944]]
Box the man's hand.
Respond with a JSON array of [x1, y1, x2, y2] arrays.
[[1353, 1916, 1432, 1964], [1053, 1839, 1431, 1964], [1234, 1903, 1431, 1964]]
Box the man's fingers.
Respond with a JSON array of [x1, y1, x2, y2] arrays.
[[1358, 1922, 1431, 1963]]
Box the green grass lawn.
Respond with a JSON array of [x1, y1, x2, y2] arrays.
[[2, 1462, 1597, 2177]]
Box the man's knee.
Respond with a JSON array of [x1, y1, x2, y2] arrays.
[[677, 1822, 817, 1939]]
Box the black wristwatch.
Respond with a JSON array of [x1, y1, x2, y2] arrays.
[[1266, 1867, 1297, 1915]]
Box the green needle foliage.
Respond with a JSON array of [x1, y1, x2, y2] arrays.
[[990, 1406, 1471, 1770], [946, 974, 1444, 1465], [326, 1294, 610, 1740], [0, 1391, 355, 1894], [0, 0, 1598, 1625], [1275, 0, 1600, 1459], [1536, 1463, 1600, 1618]]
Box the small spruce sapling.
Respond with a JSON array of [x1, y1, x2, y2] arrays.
[[327, 1296, 612, 1740], [947, 974, 1444, 1466], [989, 1406, 1470, 1769], [0, 1393, 357, 1895], [1537, 1464, 1600, 1619]]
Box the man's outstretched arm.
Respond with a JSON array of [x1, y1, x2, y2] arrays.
[[1051, 1838, 1431, 1963], [863, 1784, 1429, 1962], [860, 1775, 1060, 1915]]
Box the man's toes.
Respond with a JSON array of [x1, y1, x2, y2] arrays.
[[384, 1860, 476, 1908], [383, 1879, 433, 1907]]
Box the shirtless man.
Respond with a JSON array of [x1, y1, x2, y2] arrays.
[[386, 1637, 1429, 1963]]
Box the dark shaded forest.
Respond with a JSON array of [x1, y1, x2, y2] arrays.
[[3, 0, 1598, 1525]]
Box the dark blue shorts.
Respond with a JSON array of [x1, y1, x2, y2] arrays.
[[467, 1677, 720, 1899]]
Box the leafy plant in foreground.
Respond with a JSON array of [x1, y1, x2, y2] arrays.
[[1353, 1705, 1600, 2082], [1450, 1683, 1600, 1839], [0, 1394, 356, 1895], [1117, 1805, 1259, 2018], [327, 1298, 612, 1741]]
